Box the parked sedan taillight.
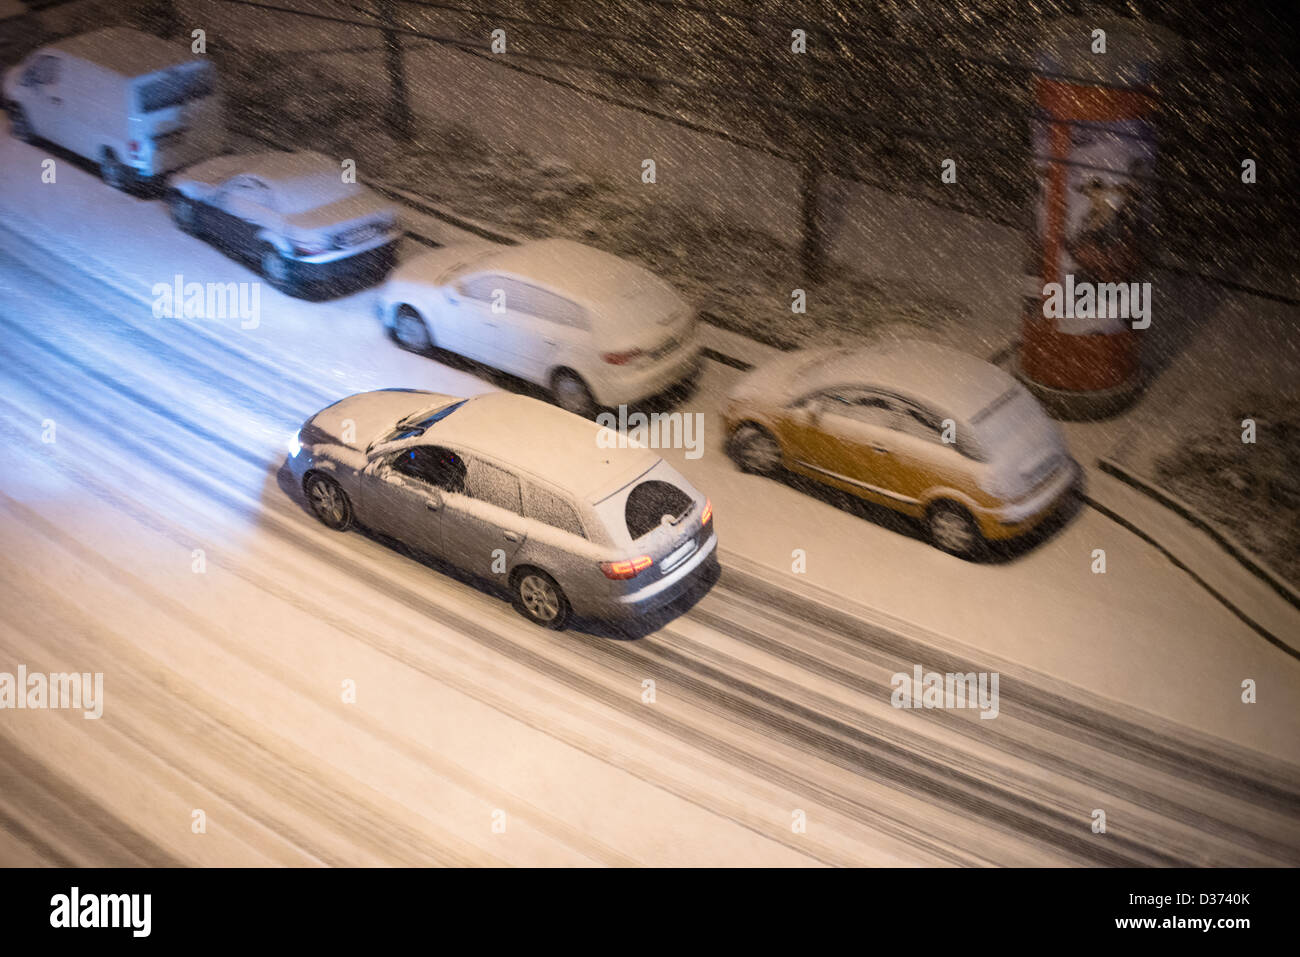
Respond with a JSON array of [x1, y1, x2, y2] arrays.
[[600, 556, 653, 580], [701, 498, 712, 526], [602, 348, 644, 366]]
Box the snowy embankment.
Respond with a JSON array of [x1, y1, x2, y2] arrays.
[[1, 133, 1297, 762]]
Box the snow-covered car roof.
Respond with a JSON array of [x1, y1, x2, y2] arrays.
[[180, 151, 378, 218], [51, 28, 198, 77], [470, 239, 681, 307], [429, 392, 659, 501], [801, 340, 1017, 419]]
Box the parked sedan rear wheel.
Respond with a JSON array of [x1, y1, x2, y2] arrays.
[[170, 193, 200, 235], [7, 104, 33, 143], [550, 370, 597, 419], [392, 304, 433, 353], [306, 474, 353, 531], [261, 245, 296, 294], [926, 501, 982, 558], [727, 424, 782, 475], [514, 569, 570, 629]]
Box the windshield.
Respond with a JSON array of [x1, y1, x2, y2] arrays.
[[969, 386, 1047, 453], [378, 400, 468, 444]]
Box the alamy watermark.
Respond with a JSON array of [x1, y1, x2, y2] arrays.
[[1042, 274, 1151, 330], [891, 665, 999, 719], [152, 274, 261, 329], [0, 665, 103, 719], [597, 405, 705, 459]]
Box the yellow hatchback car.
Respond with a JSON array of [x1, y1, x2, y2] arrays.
[[723, 341, 1080, 555]]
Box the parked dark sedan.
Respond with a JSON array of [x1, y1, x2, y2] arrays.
[[168, 149, 400, 296]]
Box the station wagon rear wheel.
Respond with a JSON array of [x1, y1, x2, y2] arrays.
[[515, 570, 569, 629], [7, 105, 32, 143], [306, 474, 353, 531], [551, 370, 597, 419], [926, 501, 981, 558], [392, 304, 433, 353], [728, 424, 782, 475]]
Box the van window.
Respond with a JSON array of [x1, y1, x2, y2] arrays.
[[464, 458, 522, 514], [525, 484, 585, 538], [624, 479, 692, 540], [136, 62, 215, 113]]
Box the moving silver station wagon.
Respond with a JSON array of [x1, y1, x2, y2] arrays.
[[288, 390, 718, 628]]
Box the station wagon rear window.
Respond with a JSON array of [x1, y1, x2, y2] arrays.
[[136, 63, 215, 113], [624, 480, 692, 540]]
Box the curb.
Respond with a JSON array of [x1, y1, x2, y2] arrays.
[[1098, 457, 1300, 612]]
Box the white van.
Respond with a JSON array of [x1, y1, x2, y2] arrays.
[[3, 27, 225, 191]]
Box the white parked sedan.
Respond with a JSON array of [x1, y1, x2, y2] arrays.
[[377, 238, 701, 417], [168, 150, 400, 296]]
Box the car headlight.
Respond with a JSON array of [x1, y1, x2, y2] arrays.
[[288, 429, 303, 457]]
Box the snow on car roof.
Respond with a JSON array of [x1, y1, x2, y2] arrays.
[[428, 392, 659, 501], [805, 340, 1016, 419], [52, 28, 198, 77], [477, 239, 676, 306], [186, 151, 359, 213]]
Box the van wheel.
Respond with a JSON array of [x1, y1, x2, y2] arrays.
[[7, 104, 33, 143], [99, 149, 131, 191], [392, 304, 433, 353], [551, 370, 596, 419], [305, 474, 353, 531], [727, 424, 782, 475], [260, 245, 296, 295], [926, 501, 982, 558], [514, 569, 570, 629], [170, 193, 200, 235]]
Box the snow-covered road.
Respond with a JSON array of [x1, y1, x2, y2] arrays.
[[1, 136, 1298, 866]]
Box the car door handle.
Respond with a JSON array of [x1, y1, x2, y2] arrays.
[[50, 96, 61, 105], [871, 445, 891, 454], [503, 531, 521, 542], [424, 499, 440, 511]]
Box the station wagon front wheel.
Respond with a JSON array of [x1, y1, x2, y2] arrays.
[[515, 569, 569, 629], [306, 474, 353, 531]]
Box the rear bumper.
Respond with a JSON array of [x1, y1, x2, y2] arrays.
[[287, 241, 398, 290], [589, 346, 702, 407], [582, 530, 719, 620]]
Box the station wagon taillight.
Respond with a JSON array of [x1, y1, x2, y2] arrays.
[[602, 348, 644, 366], [701, 499, 712, 526], [601, 555, 653, 580]]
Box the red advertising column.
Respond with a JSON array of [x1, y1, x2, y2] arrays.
[[1019, 19, 1174, 419]]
